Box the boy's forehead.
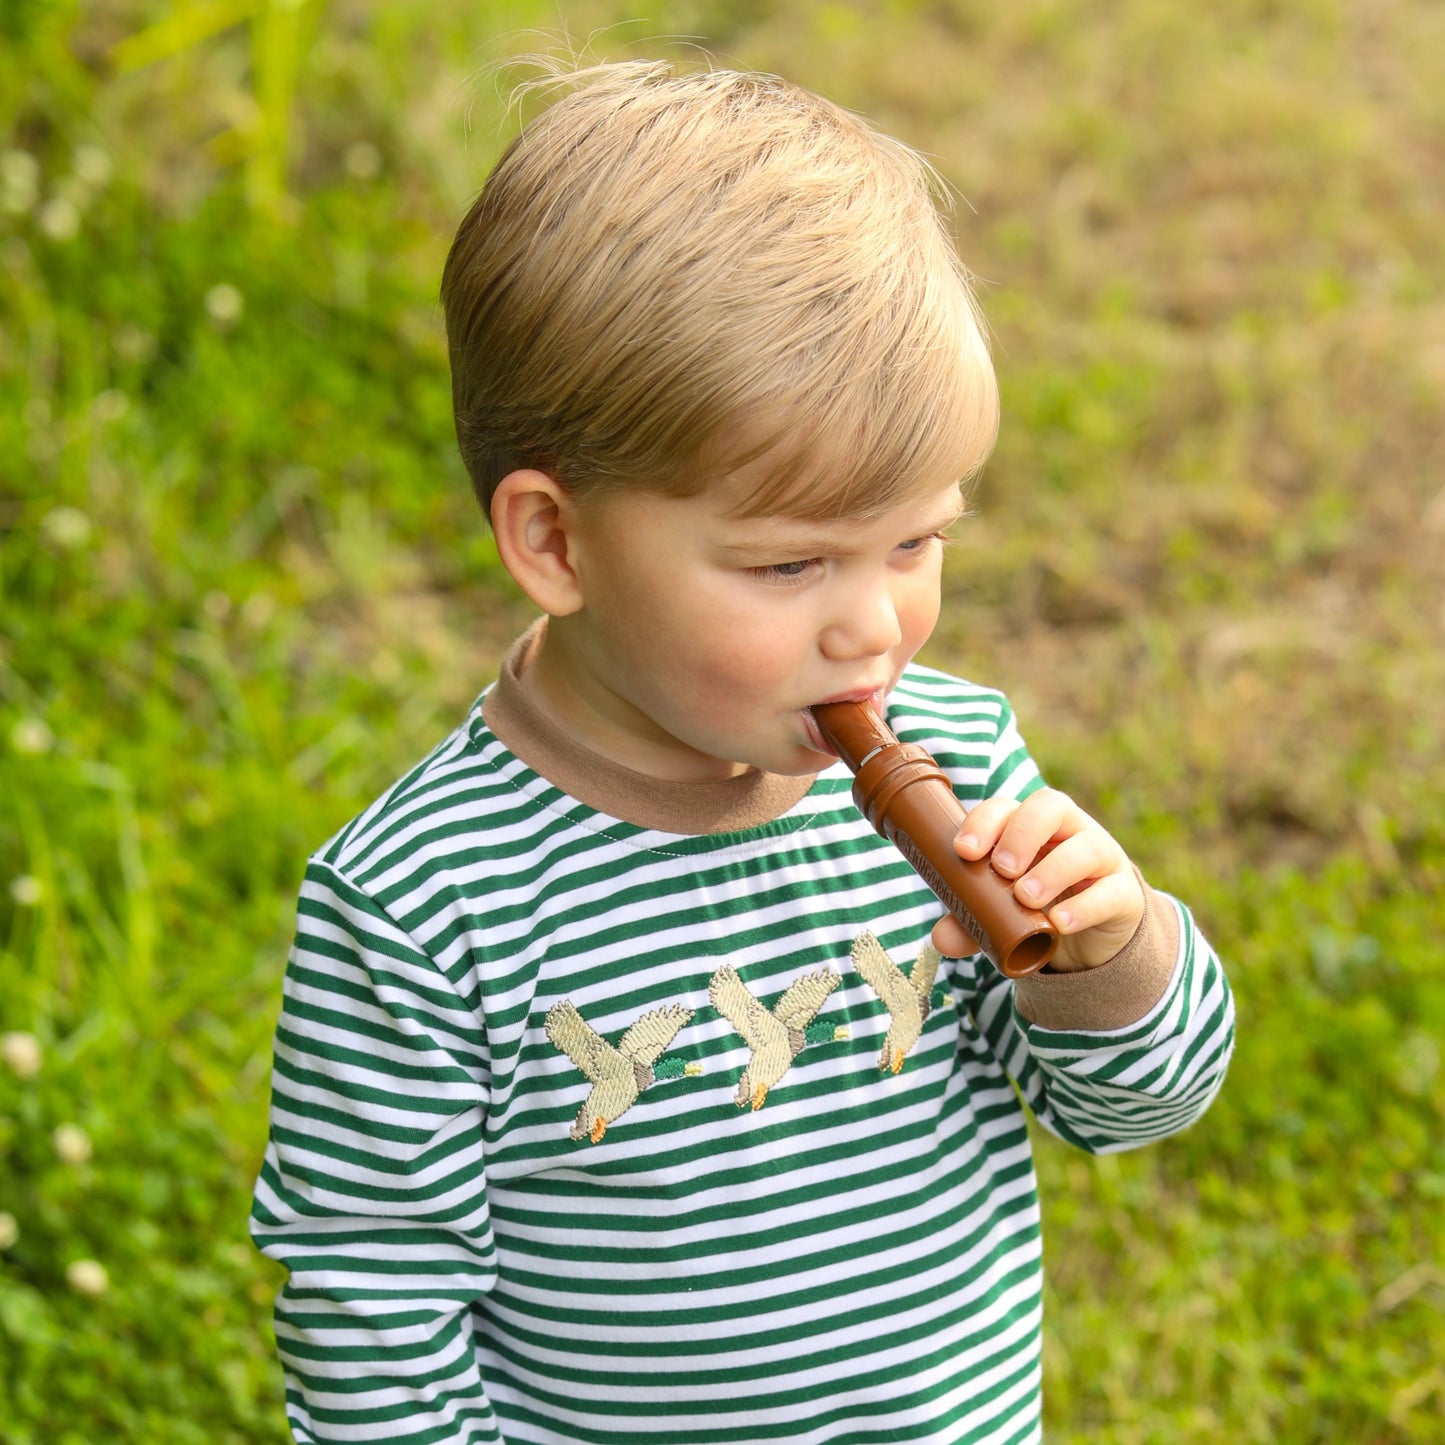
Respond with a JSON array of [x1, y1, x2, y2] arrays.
[[708, 430, 965, 520], [707, 474, 966, 547]]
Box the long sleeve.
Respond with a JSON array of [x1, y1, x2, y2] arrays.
[[250, 860, 502, 1443], [928, 688, 1236, 1155], [967, 889, 1235, 1154]]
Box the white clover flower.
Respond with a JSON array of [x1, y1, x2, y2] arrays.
[[66, 1259, 109, 1297], [72, 145, 113, 189], [204, 283, 244, 325], [1395, 1030, 1440, 1098], [240, 592, 275, 629], [113, 325, 156, 363], [0, 149, 40, 215], [53, 1123, 94, 1166], [202, 590, 232, 622], [343, 141, 382, 181], [37, 196, 80, 242], [10, 717, 54, 755], [92, 389, 130, 424], [9, 876, 43, 908], [42, 506, 92, 549], [1, 1032, 42, 1079], [0, 1212, 18, 1249]]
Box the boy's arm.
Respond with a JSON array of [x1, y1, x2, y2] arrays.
[[1012, 873, 1181, 1031], [969, 883, 1234, 1153], [929, 696, 1235, 1151], [250, 860, 501, 1444]]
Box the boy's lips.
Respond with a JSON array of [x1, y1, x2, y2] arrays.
[[800, 689, 887, 757], [800, 709, 836, 758]]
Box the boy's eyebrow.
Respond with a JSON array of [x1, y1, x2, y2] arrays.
[[719, 500, 967, 558], [920, 499, 968, 533]]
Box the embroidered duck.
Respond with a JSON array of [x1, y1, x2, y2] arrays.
[[544, 1000, 695, 1143], [709, 965, 840, 1111], [851, 931, 942, 1074]]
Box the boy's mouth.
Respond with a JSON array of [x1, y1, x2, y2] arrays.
[[801, 690, 886, 757], [800, 708, 835, 758]]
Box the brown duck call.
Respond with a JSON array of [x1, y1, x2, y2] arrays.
[[812, 699, 1057, 977]]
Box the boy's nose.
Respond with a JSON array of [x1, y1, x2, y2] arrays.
[[820, 584, 903, 661]]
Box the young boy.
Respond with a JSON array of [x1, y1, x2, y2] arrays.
[[251, 61, 1234, 1445]]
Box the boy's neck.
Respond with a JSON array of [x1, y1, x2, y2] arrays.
[[523, 615, 751, 784], [482, 622, 817, 834]]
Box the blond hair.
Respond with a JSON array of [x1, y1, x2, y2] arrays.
[[442, 60, 998, 521]]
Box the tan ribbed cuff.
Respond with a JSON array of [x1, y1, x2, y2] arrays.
[[1012, 873, 1179, 1032]]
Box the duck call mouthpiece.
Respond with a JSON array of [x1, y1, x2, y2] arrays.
[[812, 699, 1057, 977]]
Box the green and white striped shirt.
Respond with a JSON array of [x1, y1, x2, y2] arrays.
[[252, 656, 1234, 1444]]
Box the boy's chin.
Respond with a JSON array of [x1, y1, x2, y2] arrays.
[[756, 738, 840, 777], [663, 722, 836, 781], [767, 755, 834, 778]]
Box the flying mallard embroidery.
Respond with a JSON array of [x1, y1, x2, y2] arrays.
[[545, 1000, 696, 1143], [709, 965, 840, 1111], [851, 931, 942, 1074]]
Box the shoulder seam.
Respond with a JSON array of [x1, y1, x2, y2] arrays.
[[302, 853, 445, 981]]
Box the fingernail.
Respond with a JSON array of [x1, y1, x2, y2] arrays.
[[994, 851, 1017, 875], [1053, 908, 1072, 930], [958, 833, 980, 853], [1019, 876, 1041, 902]]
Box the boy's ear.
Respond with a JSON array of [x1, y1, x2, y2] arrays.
[[489, 469, 586, 617]]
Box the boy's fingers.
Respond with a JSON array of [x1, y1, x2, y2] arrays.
[[953, 797, 1020, 859], [1014, 829, 1124, 910], [989, 788, 1077, 877], [931, 913, 981, 958], [1046, 870, 1145, 947]]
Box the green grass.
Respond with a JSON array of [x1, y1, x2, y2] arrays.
[[2, 2, 1442, 1440]]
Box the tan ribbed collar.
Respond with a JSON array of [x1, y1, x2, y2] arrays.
[[480, 622, 819, 834]]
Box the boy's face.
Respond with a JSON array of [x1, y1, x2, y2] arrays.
[[534, 462, 965, 783]]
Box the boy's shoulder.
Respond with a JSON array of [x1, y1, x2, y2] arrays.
[[308, 690, 506, 883], [890, 664, 1040, 802], [888, 662, 1018, 742]]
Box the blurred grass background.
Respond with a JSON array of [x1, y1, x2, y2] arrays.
[[1, 1, 1441, 1441]]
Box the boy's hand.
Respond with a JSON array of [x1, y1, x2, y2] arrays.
[[930, 788, 1145, 971]]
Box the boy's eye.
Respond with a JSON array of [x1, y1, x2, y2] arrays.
[[752, 558, 821, 585]]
